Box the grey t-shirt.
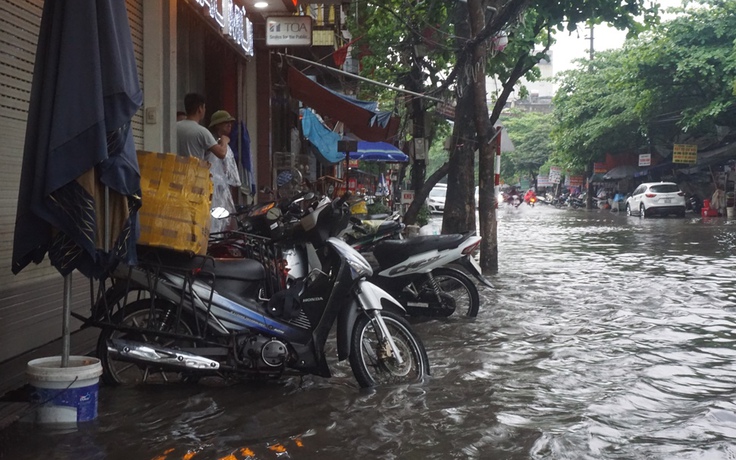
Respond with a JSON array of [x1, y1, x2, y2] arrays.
[[176, 119, 217, 159]]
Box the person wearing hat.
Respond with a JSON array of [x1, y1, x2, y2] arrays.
[[208, 110, 240, 233], [176, 93, 229, 160]]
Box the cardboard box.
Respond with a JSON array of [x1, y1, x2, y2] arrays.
[[137, 151, 212, 255]]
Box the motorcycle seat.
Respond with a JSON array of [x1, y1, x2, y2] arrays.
[[361, 219, 402, 235], [209, 258, 266, 281], [372, 234, 465, 268], [136, 245, 265, 281]]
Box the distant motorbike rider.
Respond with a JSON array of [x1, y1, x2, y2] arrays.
[[524, 188, 537, 205], [507, 187, 522, 207]]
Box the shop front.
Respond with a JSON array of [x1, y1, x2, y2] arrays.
[[0, 0, 259, 395], [177, 0, 256, 202]]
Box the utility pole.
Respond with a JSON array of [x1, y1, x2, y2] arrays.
[[586, 21, 595, 209], [588, 23, 595, 63]]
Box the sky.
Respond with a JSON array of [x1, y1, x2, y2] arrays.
[[549, 0, 686, 75], [551, 25, 627, 74]]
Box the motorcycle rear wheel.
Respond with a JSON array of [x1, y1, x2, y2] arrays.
[[97, 299, 199, 385], [419, 267, 480, 317], [349, 310, 430, 388]]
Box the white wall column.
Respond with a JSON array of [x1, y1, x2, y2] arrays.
[[143, 0, 177, 152]]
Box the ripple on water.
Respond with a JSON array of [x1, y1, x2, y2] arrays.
[[3, 208, 736, 459]]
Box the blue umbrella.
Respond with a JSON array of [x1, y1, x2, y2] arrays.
[[352, 141, 409, 162], [12, 0, 142, 278], [11, 0, 142, 366]]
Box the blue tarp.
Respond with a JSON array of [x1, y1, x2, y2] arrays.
[[301, 109, 344, 164]]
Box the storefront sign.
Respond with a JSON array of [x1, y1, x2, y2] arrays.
[[401, 190, 415, 205], [537, 175, 551, 187], [549, 166, 562, 184], [639, 154, 651, 167], [312, 30, 334, 46], [266, 17, 312, 47], [593, 162, 606, 173], [193, 0, 254, 56], [673, 144, 697, 164], [568, 175, 584, 187]]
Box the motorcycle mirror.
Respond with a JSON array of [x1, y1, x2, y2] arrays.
[[266, 206, 282, 221], [211, 207, 230, 219]]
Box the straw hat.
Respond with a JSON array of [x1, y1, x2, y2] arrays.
[[209, 110, 235, 128]]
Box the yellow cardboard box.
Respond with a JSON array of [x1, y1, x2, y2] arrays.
[[137, 151, 212, 255]]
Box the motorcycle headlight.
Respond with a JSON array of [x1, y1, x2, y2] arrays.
[[326, 237, 373, 279], [345, 252, 373, 279]]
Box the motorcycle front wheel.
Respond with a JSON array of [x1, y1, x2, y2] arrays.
[[96, 299, 199, 385], [349, 310, 430, 388]]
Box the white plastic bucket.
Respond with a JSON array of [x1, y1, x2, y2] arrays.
[[26, 356, 103, 424]]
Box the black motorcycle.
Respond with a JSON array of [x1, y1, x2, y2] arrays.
[[88, 192, 430, 388]]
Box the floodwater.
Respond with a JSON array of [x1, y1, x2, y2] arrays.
[[3, 205, 736, 459]]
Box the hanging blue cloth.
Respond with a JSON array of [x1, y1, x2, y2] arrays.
[[301, 109, 345, 164], [229, 121, 255, 194]]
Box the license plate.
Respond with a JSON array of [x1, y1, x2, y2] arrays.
[[664, 199, 671, 203]]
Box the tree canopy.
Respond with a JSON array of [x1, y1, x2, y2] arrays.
[[552, 0, 736, 169], [500, 109, 555, 183], [345, 0, 662, 270]]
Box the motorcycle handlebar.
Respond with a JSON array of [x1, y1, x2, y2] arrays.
[[334, 191, 351, 209]]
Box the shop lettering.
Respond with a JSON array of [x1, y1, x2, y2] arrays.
[[194, 0, 254, 57], [265, 17, 312, 46]]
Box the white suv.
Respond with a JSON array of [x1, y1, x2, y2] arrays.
[[625, 182, 686, 217], [427, 184, 447, 213]]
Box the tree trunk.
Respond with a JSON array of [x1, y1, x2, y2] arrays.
[[470, 0, 498, 272], [442, 1, 476, 235], [585, 161, 594, 209]]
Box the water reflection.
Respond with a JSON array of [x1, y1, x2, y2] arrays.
[[2, 206, 736, 459]]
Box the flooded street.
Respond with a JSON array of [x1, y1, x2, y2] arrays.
[[3, 205, 736, 459]]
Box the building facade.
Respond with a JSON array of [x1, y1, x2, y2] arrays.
[[0, 0, 262, 395]]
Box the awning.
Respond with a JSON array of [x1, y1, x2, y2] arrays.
[[288, 66, 400, 142], [589, 173, 606, 183], [603, 164, 641, 180], [350, 141, 409, 162]]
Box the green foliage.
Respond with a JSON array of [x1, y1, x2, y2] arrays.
[[500, 109, 555, 183], [367, 201, 391, 215], [426, 120, 452, 177], [552, 0, 736, 166], [628, 0, 736, 135], [551, 48, 644, 168], [416, 204, 431, 227]]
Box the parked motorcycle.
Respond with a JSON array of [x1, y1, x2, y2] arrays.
[[341, 212, 404, 253], [688, 194, 703, 214], [567, 193, 586, 209], [213, 189, 491, 319], [367, 233, 492, 318], [91, 192, 430, 388]]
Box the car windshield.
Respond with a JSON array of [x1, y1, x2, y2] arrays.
[[650, 184, 680, 193], [430, 188, 446, 198]]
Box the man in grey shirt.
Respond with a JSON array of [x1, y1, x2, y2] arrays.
[[176, 93, 229, 160]]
